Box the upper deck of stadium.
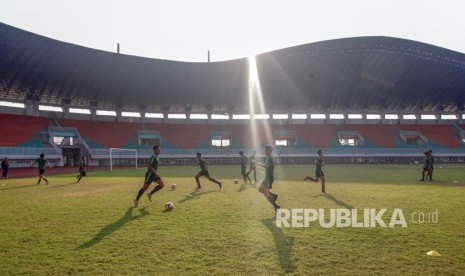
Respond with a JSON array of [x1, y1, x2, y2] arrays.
[[1, 22, 465, 114]]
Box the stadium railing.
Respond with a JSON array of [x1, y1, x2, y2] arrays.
[[87, 147, 465, 159], [0, 147, 62, 158]]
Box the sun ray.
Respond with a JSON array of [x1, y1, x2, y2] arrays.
[[248, 55, 287, 179]]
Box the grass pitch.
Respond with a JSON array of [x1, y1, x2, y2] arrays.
[[1, 164, 464, 275]]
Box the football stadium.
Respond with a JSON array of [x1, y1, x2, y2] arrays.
[[1, 8, 465, 276]]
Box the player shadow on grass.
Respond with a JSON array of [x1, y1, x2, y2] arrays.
[[237, 183, 247, 192], [237, 182, 258, 192], [0, 184, 37, 190], [261, 218, 296, 273], [322, 193, 354, 209], [177, 190, 216, 203], [48, 182, 80, 188], [76, 206, 149, 250]]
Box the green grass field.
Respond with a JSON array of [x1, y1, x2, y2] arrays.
[[1, 164, 465, 275]]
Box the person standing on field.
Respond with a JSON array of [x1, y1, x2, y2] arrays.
[[427, 149, 435, 181], [1, 157, 9, 179], [419, 151, 431, 182]]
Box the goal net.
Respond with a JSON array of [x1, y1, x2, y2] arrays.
[[109, 148, 138, 171]]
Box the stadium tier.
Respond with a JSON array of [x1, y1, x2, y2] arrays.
[[337, 124, 397, 148], [62, 119, 140, 148], [0, 113, 49, 147], [284, 124, 337, 148], [146, 124, 216, 149], [398, 124, 461, 148], [2, 113, 465, 165]]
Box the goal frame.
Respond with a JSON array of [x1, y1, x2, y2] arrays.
[[109, 148, 138, 171]]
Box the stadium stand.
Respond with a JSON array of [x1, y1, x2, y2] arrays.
[[224, 124, 269, 149], [1, 112, 462, 153], [61, 119, 138, 148], [398, 124, 461, 148], [284, 124, 337, 149], [338, 124, 397, 148], [146, 124, 215, 149], [0, 114, 49, 147]]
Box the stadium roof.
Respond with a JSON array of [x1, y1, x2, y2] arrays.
[[1, 22, 465, 113]]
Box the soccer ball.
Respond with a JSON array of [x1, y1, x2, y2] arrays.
[[171, 183, 177, 189], [165, 202, 174, 211], [234, 178, 239, 184]]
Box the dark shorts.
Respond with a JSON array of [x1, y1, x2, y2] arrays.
[[423, 167, 429, 172], [241, 167, 247, 175], [79, 170, 87, 176], [262, 177, 274, 189], [315, 170, 324, 178], [39, 169, 45, 175], [198, 171, 210, 177], [249, 164, 256, 170], [144, 171, 161, 184]]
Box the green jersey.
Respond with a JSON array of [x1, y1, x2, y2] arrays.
[[35, 157, 48, 170], [240, 155, 248, 170], [315, 156, 323, 172], [79, 160, 86, 171], [265, 156, 274, 180], [144, 154, 160, 184], [249, 154, 256, 169], [423, 156, 431, 169], [198, 158, 208, 172], [148, 154, 159, 173]]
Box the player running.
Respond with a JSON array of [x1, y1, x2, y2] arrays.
[[134, 145, 164, 207], [246, 150, 258, 183], [31, 153, 52, 185], [193, 152, 222, 191], [76, 157, 87, 183], [239, 151, 251, 183], [252, 146, 280, 211], [303, 149, 326, 193]]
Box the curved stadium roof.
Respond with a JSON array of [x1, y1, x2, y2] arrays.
[[1, 22, 465, 113]]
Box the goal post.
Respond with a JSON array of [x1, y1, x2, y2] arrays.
[[109, 148, 138, 171]]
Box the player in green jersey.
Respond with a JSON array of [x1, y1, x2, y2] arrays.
[[246, 150, 258, 183], [76, 157, 87, 183], [134, 145, 164, 207], [31, 153, 52, 185], [303, 149, 326, 193], [427, 149, 435, 181], [252, 146, 280, 211], [239, 151, 251, 183], [193, 152, 222, 190], [420, 151, 431, 181]]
